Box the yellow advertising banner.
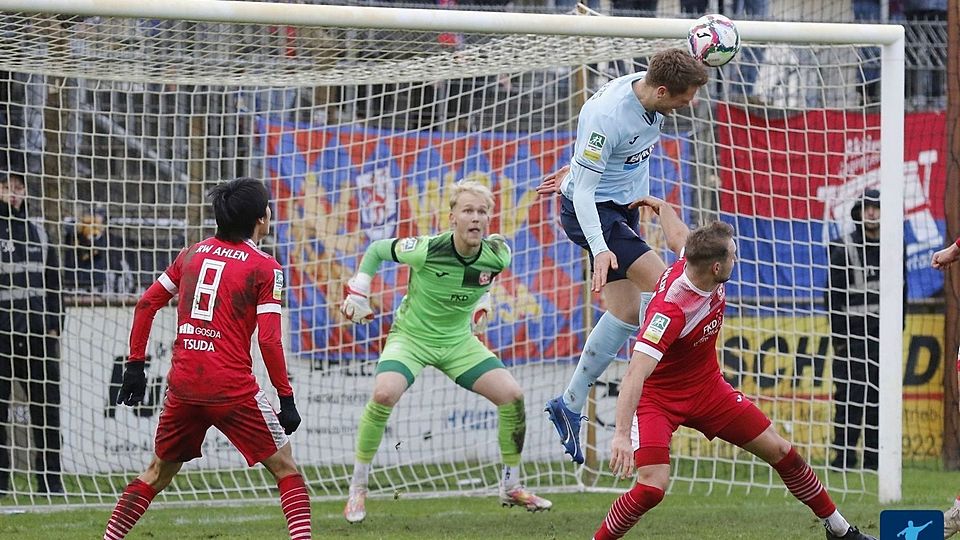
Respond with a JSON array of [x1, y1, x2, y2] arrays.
[[670, 314, 943, 462]]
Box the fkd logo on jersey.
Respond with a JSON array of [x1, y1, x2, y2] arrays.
[[879, 510, 943, 539]]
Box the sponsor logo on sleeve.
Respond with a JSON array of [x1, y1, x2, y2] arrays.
[[583, 131, 606, 161], [642, 313, 671, 344], [478, 271, 492, 286], [399, 237, 418, 252], [273, 269, 284, 300]]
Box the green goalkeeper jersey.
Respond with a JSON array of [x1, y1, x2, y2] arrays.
[[358, 231, 511, 346]]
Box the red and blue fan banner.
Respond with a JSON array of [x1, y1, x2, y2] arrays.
[[716, 106, 947, 302], [260, 121, 694, 363]]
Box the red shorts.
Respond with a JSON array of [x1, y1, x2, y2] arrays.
[[632, 377, 770, 465], [154, 389, 288, 466]]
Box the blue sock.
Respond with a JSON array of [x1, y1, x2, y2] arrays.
[[562, 311, 640, 413], [638, 292, 653, 325]]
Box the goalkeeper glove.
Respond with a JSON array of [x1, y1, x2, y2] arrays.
[[341, 275, 374, 324], [277, 395, 302, 435], [117, 361, 147, 406], [471, 292, 494, 335]]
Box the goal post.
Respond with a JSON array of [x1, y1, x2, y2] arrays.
[[0, 0, 907, 509]]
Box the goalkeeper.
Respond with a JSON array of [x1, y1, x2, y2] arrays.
[[340, 181, 551, 524]]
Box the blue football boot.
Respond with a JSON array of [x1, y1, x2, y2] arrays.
[[545, 396, 585, 464]]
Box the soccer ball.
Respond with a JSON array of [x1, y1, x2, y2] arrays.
[[687, 14, 741, 67]]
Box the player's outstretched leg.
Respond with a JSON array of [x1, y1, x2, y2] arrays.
[[546, 310, 641, 464], [945, 495, 960, 539], [497, 398, 552, 512], [104, 456, 180, 540], [731, 422, 876, 540], [103, 478, 158, 540], [467, 368, 553, 513], [344, 400, 393, 523], [770, 448, 876, 540], [593, 482, 664, 540]]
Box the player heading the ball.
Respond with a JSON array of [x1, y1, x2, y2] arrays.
[[537, 48, 709, 465]]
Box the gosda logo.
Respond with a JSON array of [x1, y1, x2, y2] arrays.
[[178, 322, 196, 335]]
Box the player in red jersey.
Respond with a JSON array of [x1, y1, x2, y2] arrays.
[[103, 178, 311, 540], [931, 237, 960, 539], [593, 197, 875, 540]]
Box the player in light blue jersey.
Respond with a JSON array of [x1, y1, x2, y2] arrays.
[[538, 48, 709, 464]]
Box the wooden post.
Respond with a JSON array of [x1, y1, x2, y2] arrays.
[[942, 0, 960, 470]]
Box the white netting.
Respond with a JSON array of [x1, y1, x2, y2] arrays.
[[0, 3, 907, 510]]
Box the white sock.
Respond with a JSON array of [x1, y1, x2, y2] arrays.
[[501, 464, 520, 490], [822, 510, 851, 535], [351, 461, 371, 489]]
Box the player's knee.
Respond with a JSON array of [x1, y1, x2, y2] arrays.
[[142, 460, 177, 492], [629, 482, 665, 509], [502, 384, 523, 404], [760, 434, 793, 464], [370, 386, 402, 407]]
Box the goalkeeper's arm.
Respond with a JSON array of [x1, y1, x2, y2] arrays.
[[341, 238, 405, 324]]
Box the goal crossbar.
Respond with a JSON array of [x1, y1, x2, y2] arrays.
[[3, 0, 904, 44]]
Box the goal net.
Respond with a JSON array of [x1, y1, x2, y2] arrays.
[[0, 0, 909, 509]]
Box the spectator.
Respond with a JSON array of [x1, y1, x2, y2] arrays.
[[852, 0, 904, 104], [825, 189, 880, 470], [0, 168, 64, 495], [903, 0, 946, 108], [728, 0, 771, 101], [62, 208, 134, 295]]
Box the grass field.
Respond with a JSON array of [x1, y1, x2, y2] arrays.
[[2, 468, 957, 539]]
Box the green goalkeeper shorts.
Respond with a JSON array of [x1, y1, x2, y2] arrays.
[[376, 331, 504, 390]]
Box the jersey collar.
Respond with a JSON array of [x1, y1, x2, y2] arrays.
[[450, 234, 482, 266]]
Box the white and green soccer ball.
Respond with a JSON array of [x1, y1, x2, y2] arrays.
[[687, 14, 741, 67]]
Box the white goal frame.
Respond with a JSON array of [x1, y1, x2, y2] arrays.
[[0, 0, 905, 504]]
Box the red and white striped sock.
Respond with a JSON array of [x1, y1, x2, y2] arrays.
[[103, 478, 157, 540], [278, 473, 312, 539], [773, 447, 836, 518], [593, 483, 664, 540]]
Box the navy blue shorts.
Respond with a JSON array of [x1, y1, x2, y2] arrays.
[[560, 195, 653, 283]]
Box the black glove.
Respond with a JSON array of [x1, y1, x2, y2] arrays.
[[117, 362, 147, 406], [277, 395, 301, 435]]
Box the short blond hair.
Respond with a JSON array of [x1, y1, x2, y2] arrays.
[[449, 180, 495, 211]]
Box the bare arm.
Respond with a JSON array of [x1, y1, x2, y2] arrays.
[[629, 196, 689, 255], [932, 240, 960, 269], [609, 350, 658, 479]]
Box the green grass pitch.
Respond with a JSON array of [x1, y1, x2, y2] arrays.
[[2, 468, 957, 539]]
